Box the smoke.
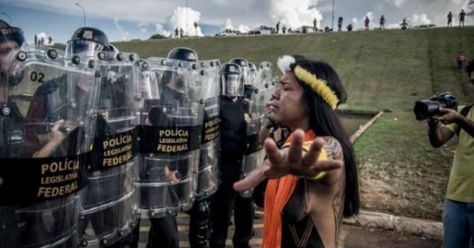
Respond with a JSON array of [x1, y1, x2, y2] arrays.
[[270, 0, 323, 29], [167, 7, 204, 37], [222, 18, 251, 33], [114, 17, 130, 41]]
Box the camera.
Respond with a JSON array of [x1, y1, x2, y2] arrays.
[[413, 92, 457, 120]]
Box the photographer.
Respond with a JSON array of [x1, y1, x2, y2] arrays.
[[427, 103, 474, 248]]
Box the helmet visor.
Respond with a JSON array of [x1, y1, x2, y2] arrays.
[[222, 74, 243, 97], [66, 39, 104, 59]]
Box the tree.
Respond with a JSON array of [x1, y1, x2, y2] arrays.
[[150, 33, 167, 40]]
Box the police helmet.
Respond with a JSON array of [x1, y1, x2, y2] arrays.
[[167, 47, 198, 62], [247, 62, 258, 86], [220, 62, 244, 97], [66, 27, 110, 59], [229, 58, 250, 84], [229, 58, 249, 68], [0, 19, 25, 46], [248, 62, 257, 73]]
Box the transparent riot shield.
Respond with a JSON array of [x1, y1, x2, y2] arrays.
[[136, 57, 203, 218], [196, 60, 220, 200], [241, 62, 274, 198], [257, 61, 273, 91], [257, 61, 275, 114], [78, 57, 140, 247], [0, 46, 99, 248]]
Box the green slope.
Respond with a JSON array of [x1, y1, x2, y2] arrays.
[[116, 27, 474, 220]]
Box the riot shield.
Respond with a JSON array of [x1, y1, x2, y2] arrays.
[[78, 55, 140, 247], [136, 57, 203, 218], [0, 46, 100, 248], [196, 60, 220, 200], [241, 62, 274, 198]]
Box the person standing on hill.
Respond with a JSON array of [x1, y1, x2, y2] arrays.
[[427, 102, 474, 248], [457, 52, 466, 72], [466, 60, 474, 83], [459, 9, 466, 27], [401, 18, 408, 30], [338, 17, 343, 32], [347, 23, 353, 31], [448, 11, 453, 27], [364, 16, 370, 30], [379, 15, 385, 30]]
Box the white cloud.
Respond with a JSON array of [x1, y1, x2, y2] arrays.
[[155, 23, 171, 38], [35, 32, 54, 45], [366, 11, 374, 21], [221, 18, 250, 33], [237, 24, 251, 33], [6, 0, 474, 39], [392, 0, 406, 7], [386, 22, 402, 29], [167, 7, 204, 37], [223, 18, 234, 30], [113, 17, 129, 41], [137, 21, 149, 33], [211, 0, 231, 7], [409, 13, 432, 26], [270, 0, 323, 29]]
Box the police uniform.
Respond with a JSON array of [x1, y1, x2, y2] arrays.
[[209, 95, 254, 248], [146, 84, 185, 248]]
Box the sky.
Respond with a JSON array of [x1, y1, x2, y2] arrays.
[[0, 0, 473, 43]]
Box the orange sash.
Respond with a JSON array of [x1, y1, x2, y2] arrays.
[[262, 130, 316, 248]]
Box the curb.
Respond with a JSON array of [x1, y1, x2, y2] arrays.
[[344, 210, 442, 239]]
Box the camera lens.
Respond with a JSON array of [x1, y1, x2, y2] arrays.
[[414, 100, 439, 120]]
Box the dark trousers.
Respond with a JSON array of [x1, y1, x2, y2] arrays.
[[147, 216, 179, 248], [188, 198, 211, 248], [209, 163, 254, 248], [108, 223, 140, 248]]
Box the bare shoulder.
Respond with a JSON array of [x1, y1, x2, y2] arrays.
[[320, 136, 343, 161]]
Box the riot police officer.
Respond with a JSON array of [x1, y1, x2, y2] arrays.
[[209, 63, 254, 248], [0, 19, 25, 157], [1, 21, 99, 248], [181, 48, 221, 248], [143, 47, 203, 248], [64, 27, 141, 248], [229, 58, 255, 100]]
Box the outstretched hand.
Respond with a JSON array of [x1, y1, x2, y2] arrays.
[[234, 129, 342, 192]]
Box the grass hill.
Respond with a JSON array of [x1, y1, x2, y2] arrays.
[[115, 27, 474, 220]]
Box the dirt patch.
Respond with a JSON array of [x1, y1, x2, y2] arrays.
[[340, 225, 442, 248]]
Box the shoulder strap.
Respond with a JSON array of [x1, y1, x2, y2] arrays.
[[461, 104, 473, 117], [456, 104, 473, 136]]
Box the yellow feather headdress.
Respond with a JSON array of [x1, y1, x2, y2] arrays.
[[277, 55, 339, 109]]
